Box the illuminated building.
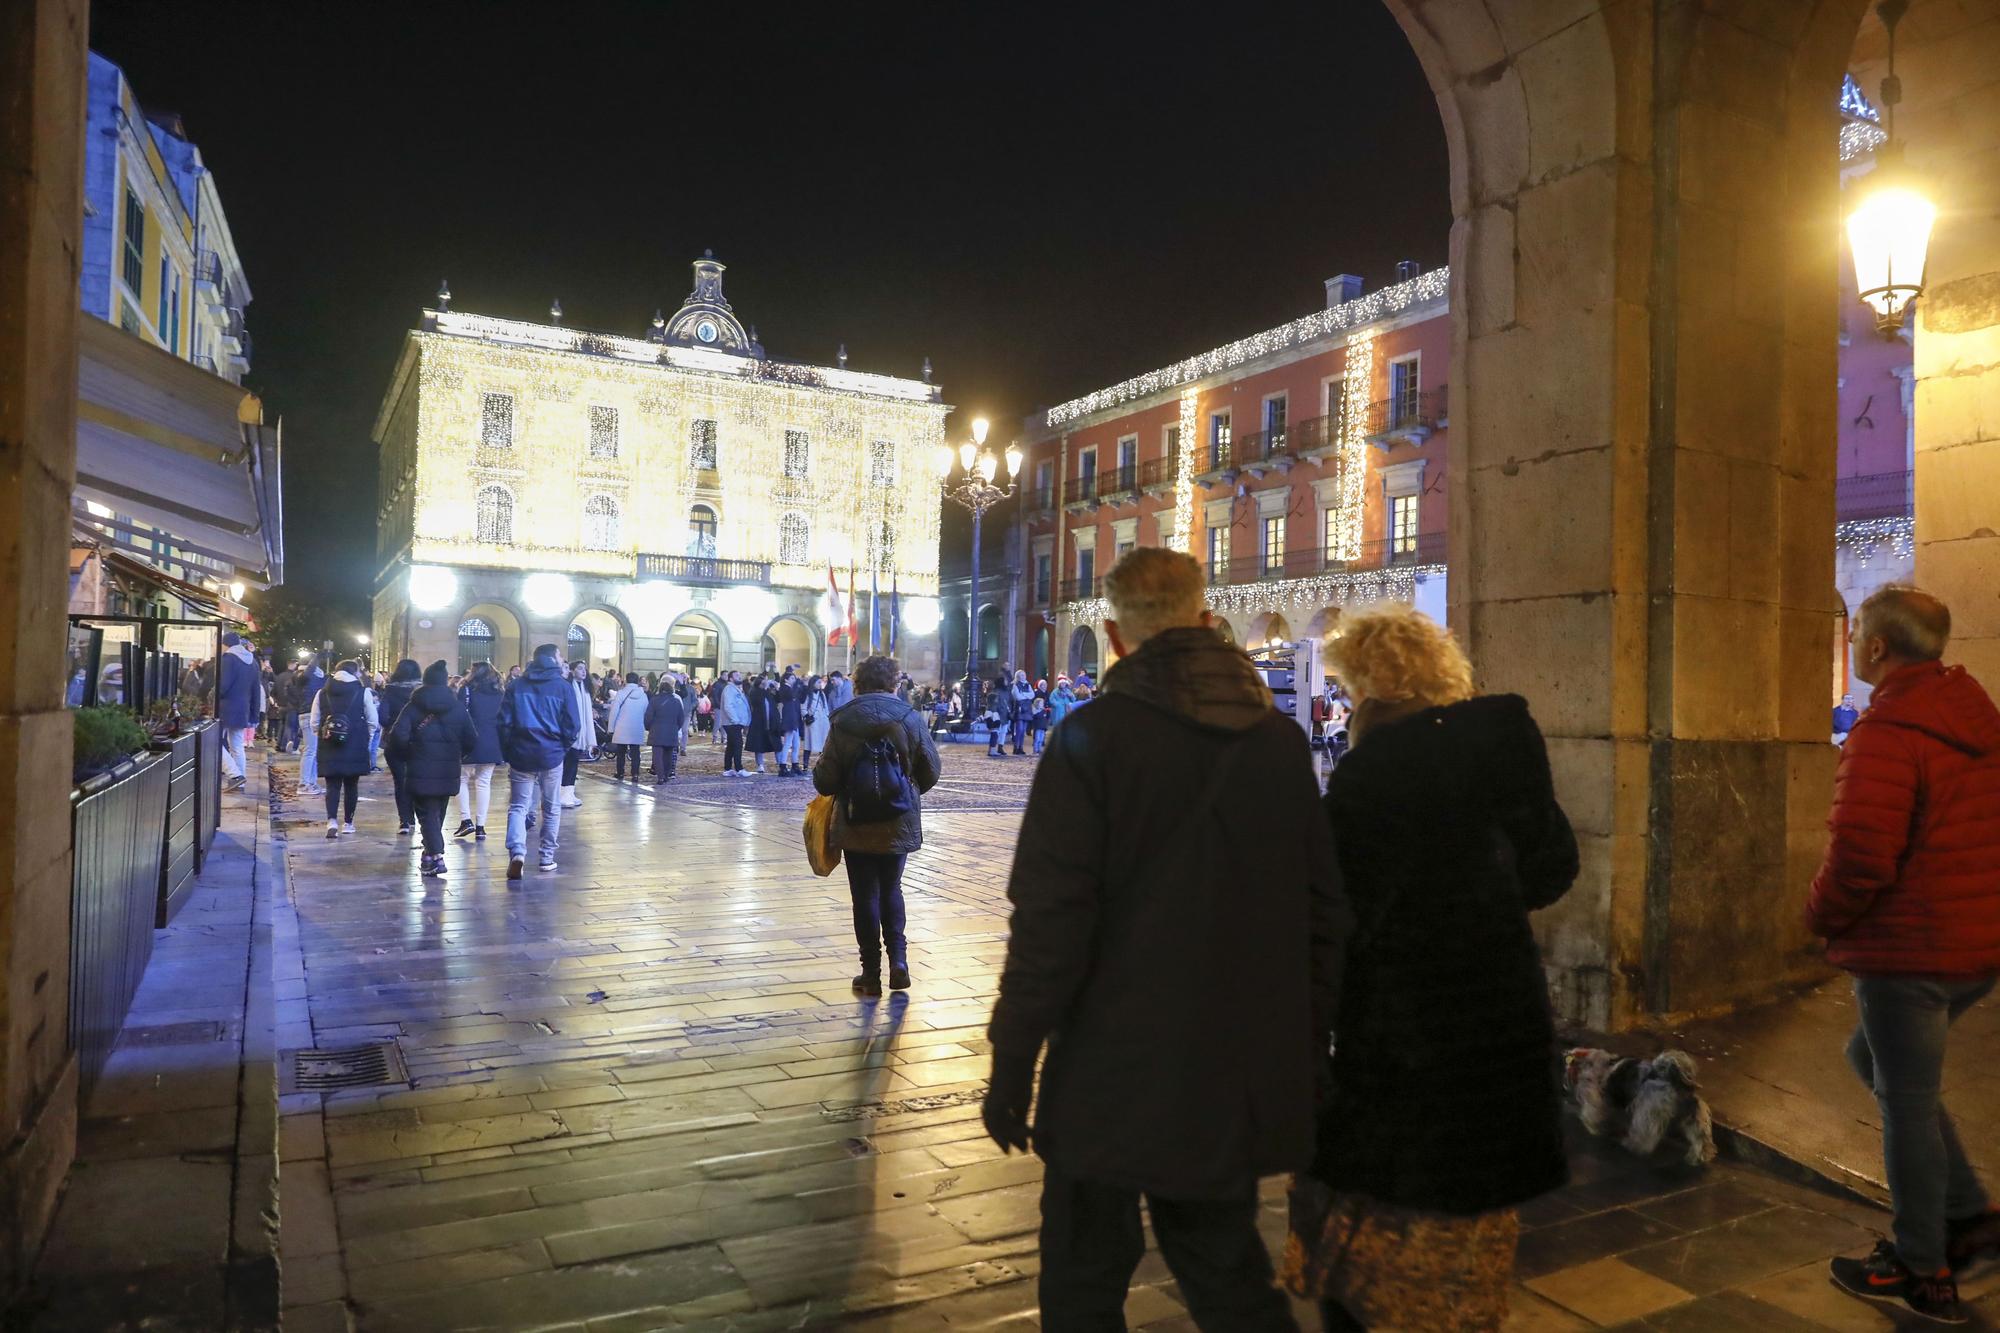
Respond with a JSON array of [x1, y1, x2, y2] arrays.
[[371, 254, 949, 680]]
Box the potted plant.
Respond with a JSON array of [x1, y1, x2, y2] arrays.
[[72, 705, 151, 790]]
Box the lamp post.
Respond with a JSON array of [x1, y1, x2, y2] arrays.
[[1847, 0, 1934, 337], [935, 418, 1022, 732]]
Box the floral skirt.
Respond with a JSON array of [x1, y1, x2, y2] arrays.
[[1280, 1177, 1520, 1332]]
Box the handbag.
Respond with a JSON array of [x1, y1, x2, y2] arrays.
[[803, 793, 841, 877]]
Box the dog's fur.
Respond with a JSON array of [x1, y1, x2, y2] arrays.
[[1564, 1047, 1717, 1166]]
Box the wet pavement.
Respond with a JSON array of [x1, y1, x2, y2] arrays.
[[268, 752, 2000, 1331]]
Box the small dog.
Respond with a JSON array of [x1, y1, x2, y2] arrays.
[[1564, 1047, 1717, 1166]]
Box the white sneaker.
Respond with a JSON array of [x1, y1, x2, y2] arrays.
[[342, 822, 356, 835], [560, 786, 582, 808], [325, 820, 338, 839]]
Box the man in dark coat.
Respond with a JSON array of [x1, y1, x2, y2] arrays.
[[645, 684, 686, 783], [984, 548, 1350, 1330], [387, 661, 476, 876], [379, 659, 423, 834], [499, 644, 581, 879], [454, 662, 505, 839], [744, 677, 781, 774]]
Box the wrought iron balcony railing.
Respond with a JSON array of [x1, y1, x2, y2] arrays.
[[1363, 387, 1448, 444], [1205, 531, 1447, 587], [635, 553, 772, 585], [1057, 575, 1097, 602], [1836, 469, 1912, 522]]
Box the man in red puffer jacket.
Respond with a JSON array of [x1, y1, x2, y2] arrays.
[[1810, 585, 2000, 1323]]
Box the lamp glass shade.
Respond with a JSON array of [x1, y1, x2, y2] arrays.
[[971, 417, 990, 446], [1848, 181, 1934, 330], [1004, 442, 1024, 478], [958, 441, 977, 472], [933, 443, 955, 478], [977, 450, 999, 484]]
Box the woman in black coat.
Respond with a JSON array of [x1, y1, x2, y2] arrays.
[[454, 661, 505, 840], [1286, 607, 1577, 1333], [387, 660, 476, 877], [645, 684, 686, 783], [379, 658, 423, 835], [744, 676, 781, 774]]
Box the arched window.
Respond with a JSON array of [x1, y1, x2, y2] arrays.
[[778, 512, 809, 565], [583, 493, 621, 551], [687, 504, 718, 558], [476, 485, 514, 544], [457, 617, 494, 638]]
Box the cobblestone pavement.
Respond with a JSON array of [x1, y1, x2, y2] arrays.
[[270, 756, 2000, 1331]]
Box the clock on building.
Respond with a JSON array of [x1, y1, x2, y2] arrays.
[[656, 252, 755, 355], [696, 319, 718, 344]]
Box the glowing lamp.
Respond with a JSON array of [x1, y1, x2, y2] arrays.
[[971, 417, 990, 446], [227, 580, 246, 601], [975, 450, 998, 483], [356, 633, 370, 646], [934, 443, 955, 478], [902, 596, 942, 637], [1848, 165, 1933, 336], [958, 441, 977, 473], [295, 646, 310, 660], [408, 564, 460, 612], [1004, 441, 1024, 478], [521, 572, 575, 618]]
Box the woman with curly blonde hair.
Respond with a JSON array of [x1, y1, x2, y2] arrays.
[[1284, 605, 1578, 1332]]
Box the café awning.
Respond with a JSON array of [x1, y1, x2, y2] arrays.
[[73, 315, 285, 586]]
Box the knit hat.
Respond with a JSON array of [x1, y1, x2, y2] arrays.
[[223, 632, 241, 646], [423, 659, 449, 686]]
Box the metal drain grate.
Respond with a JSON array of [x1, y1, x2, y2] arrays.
[[280, 1043, 409, 1094]]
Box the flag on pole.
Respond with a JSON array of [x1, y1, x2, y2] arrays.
[[823, 565, 848, 646], [890, 573, 900, 655], [869, 565, 881, 654], [844, 562, 859, 670]]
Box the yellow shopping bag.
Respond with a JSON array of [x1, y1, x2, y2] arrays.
[[803, 793, 841, 877]]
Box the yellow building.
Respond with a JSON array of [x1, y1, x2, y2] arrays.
[[372, 255, 949, 681]]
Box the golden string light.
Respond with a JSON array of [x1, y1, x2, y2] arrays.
[[1172, 388, 1199, 554]]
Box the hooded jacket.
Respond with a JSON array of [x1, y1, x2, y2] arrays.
[[499, 650, 583, 771], [606, 683, 651, 746], [379, 661, 422, 740], [308, 671, 378, 778], [812, 689, 940, 854], [1311, 693, 1577, 1215], [459, 672, 505, 766], [987, 626, 1351, 1198], [1807, 660, 2000, 976], [217, 642, 263, 728], [388, 672, 477, 796]]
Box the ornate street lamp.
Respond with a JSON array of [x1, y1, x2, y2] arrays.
[[1848, 0, 1934, 338], [935, 417, 1022, 730]]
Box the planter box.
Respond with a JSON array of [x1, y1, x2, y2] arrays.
[[152, 729, 200, 925], [70, 750, 169, 1094], [193, 719, 221, 865]]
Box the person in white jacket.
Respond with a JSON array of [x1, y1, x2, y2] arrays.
[[558, 660, 594, 808], [605, 673, 650, 781]]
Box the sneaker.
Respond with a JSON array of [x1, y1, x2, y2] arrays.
[[342, 822, 356, 835], [325, 823, 338, 840], [1948, 1208, 2000, 1277], [889, 967, 912, 991], [1830, 1241, 1967, 1324], [398, 824, 413, 836], [852, 973, 882, 998], [508, 855, 525, 881], [454, 819, 475, 838], [538, 856, 558, 872], [475, 825, 487, 841]]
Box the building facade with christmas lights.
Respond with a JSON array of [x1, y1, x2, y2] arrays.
[[370, 255, 950, 682]]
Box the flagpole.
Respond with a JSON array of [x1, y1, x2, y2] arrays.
[[845, 561, 855, 674]]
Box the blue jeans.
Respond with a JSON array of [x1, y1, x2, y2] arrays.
[[844, 851, 907, 974], [505, 766, 562, 861], [1848, 975, 1996, 1272], [298, 727, 319, 788]]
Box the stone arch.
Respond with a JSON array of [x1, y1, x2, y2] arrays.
[[977, 602, 1003, 665], [1304, 605, 1345, 642], [760, 614, 820, 674], [568, 604, 632, 675], [1066, 625, 1100, 677], [1209, 616, 1237, 647], [1244, 611, 1293, 649], [1028, 618, 1054, 682], [456, 599, 526, 674], [666, 610, 729, 683]]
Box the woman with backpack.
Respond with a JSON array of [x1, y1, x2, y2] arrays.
[[811, 654, 941, 997], [379, 659, 423, 835], [454, 661, 504, 840], [307, 659, 377, 839], [386, 660, 476, 876]]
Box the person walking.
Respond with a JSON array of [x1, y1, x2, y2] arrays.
[[718, 671, 750, 775], [982, 549, 1349, 1331], [387, 660, 476, 877], [1811, 586, 2000, 1323], [1008, 668, 1035, 755], [645, 678, 686, 783], [811, 654, 940, 997], [605, 672, 650, 781], [801, 674, 831, 772], [499, 644, 580, 879], [378, 659, 422, 835], [777, 670, 806, 776], [1283, 604, 1575, 1333], [273, 662, 304, 752], [560, 660, 593, 808], [454, 661, 504, 840], [307, 659, 377, 839], [216, 631, 262, 790], [261, 659, 283, 746], [746, 675, 781, 775], [297, 653, 327, 795]]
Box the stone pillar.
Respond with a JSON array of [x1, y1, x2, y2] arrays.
[[0, 0, 88, 1290]]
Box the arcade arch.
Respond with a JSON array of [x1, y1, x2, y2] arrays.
[[568, 606, 628, 675], [761, 615, 819, 675], [666, 611, 727, 683], [456, 601, 524, 673]]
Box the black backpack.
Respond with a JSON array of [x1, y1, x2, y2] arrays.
[[844, 711, 918, 824]]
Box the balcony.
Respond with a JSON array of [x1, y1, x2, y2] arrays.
[[1057, 575, 1097, 602], [1023, 485, 1056, 518], [1194, 443, 1238, 485], [1837, 469, 1912, 522], [635, 553, 772, 585], [195, 251, 225, 299], [1204, 530, 1447, 587], [1234, 427, 1295, 478], [1097, 464, 1140, 506], [1138, 456, 1179, 494], [1364, 387, 1448, 447], [1063, 473, 1100, 512]]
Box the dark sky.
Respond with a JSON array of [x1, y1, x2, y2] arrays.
[[89, 1, 1449, 605]]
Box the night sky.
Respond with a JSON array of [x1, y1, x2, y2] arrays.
[[88, 1, 1449, 606]]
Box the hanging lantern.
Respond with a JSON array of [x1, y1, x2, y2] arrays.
[[1847, 0, 1932, 338]]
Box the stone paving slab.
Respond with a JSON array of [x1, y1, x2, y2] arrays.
[[269, 752, 2000, 1331]]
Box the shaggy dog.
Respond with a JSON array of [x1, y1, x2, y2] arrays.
[[1563, 1047, 1717, 1166]]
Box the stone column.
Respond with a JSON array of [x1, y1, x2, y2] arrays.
[[0, 0, 88, 1290]]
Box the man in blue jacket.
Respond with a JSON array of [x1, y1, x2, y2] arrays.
[[216, 631, 263, 790], [499, 643, 581, 880]]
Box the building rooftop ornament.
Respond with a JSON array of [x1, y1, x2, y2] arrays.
[[549, 298, 563, 323], [838, 343, 848, 369], [923, 357, 933, 385], [660, 252, 752, 355], [648, 309, 665, 343], [436, 280, 451, 312]]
